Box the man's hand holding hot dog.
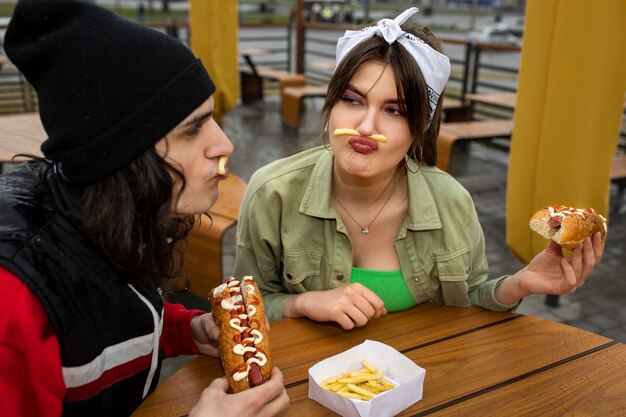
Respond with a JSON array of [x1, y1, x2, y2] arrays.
[[187, 288, 290, 417], [190, 313, 220, 357], [189, 368, 289, 417], [283, 283, 387, 330]]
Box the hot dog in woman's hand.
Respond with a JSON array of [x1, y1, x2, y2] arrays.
[[529, 205, 607, 250], [208, 276, 272, 392]]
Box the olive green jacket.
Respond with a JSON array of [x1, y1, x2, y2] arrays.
[[234, 146, 516, 321]]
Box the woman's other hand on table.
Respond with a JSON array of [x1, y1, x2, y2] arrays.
[[283, 283, 387, 330], [495, 233, 603, 305], [188, 367, 289, 417]]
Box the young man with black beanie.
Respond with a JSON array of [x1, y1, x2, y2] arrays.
[[0, 1, 289, 416]]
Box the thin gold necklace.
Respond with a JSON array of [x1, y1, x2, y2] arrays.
[[333, 177, 397, 235]]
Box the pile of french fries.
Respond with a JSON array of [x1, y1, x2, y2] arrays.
[[319, 360, 396, 401]]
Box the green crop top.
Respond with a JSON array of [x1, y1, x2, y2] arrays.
[[350, 267, 417, 312]]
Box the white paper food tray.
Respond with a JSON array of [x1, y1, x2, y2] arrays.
[[308, 339, 426, 417]]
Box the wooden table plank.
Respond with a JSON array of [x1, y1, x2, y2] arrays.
[[427, 343, 626, 416], [439, 119, 514, 139], [269, 304, 518, 385], [283, 317, 612, 416], [0, 112, 45, 163], [464, 92, 518, 111]]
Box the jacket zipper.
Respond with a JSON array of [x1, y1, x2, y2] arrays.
[[128, 283, 163, 398]]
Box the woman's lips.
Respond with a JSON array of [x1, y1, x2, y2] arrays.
[[348, 136, 378, 154]]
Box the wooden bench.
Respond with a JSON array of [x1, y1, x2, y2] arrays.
[[281, 84, 328, 128], [436, 119, 514, 173], [240, 66, 306, 104], [181, 173, 246, 297], [441, 98, 473, 122]]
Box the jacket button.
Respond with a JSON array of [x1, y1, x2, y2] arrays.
[[336, 273, 344, 280], [465, 266, 471, 274], [413, 277, 419, 282], [286, 273, 294, 280]]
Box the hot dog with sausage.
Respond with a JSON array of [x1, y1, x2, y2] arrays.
[[529, 205, 607, 250], [208, 276, 272, 392]]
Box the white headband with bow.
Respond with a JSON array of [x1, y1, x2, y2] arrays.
[[335, 7, 451, 120]]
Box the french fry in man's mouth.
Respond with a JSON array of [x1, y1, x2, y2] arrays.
[[217, 156, 228, 175]]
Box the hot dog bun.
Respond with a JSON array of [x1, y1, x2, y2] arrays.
[[529, 205, 607, 250], [208, 276, 271, 392]]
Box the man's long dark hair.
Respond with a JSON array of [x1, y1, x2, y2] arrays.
[[80, 148, 195, 289]]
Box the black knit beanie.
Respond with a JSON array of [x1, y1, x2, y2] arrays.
[[4, 0, 216, 186]]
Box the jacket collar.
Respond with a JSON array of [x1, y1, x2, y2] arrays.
[[300, 149, 442, 231]]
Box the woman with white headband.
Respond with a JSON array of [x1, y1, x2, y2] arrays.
[[233, 8, 603, 329]]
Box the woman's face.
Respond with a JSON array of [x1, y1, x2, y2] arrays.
[[329, 61, 412, 181], [155, 97, 234, 216]]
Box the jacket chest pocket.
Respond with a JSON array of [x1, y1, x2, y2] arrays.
[[435, 250, 472, 307], [281, 253, 322, 293]]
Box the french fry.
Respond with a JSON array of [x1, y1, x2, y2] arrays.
[[332, 128, 388, 143], [338, 374, 383, 384], [333, 128, 359, 136], [362, 360, 377, 373], [217, 156, 228, 175], [336, 391, 370, 401], [369, 133, 388, 143], [346, 383, 376, 398], [319, 360, 396, 401]]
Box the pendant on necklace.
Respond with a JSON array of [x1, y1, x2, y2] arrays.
[[361, 227, 369, 234]]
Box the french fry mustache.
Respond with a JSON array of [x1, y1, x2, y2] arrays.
[[333, 128, 388, 143]]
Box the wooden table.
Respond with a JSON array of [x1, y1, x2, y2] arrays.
[[464, 92, 518, 111], [0, 112, 45, 163], [465, 92, 626, 112], [132, 304, 626, 416]]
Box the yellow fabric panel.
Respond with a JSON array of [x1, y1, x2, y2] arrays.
[[189, 0, 239, 125], [506, 0, 626, 263]]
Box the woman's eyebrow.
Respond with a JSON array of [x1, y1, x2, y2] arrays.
[[176, 111, 212, 130], [345, 84, 365, 97], [346, 83, 399, 104]]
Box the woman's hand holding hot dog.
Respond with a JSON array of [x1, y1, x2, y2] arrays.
[[494, 233, 603, 306], [189, 368, 289, 417], [283, 283, 387, 330]]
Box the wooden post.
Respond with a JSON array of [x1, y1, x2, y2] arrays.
[[506, 0, 626, 263], [295, 0, 304, 74], [189, 0, 239, 124]]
